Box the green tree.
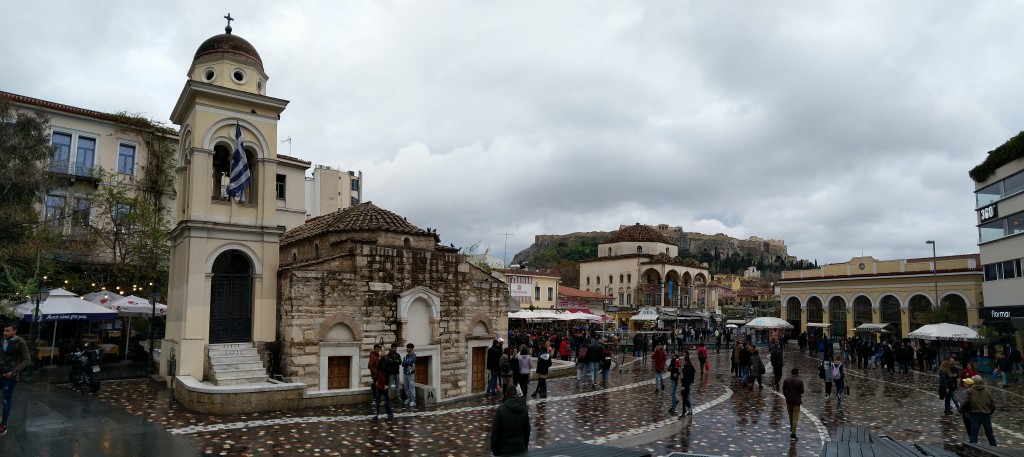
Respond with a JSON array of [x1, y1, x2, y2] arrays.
[[0, 97, 58, 302]]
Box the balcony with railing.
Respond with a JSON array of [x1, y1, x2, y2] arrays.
[[47, 160, 102, 184]]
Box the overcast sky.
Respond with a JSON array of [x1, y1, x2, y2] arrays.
[[2, 1, 1018, 266]]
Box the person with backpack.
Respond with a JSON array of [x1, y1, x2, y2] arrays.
[[532, 341, 551, 398], [500, 347, 514, 394], [832, 355, 846, 404], [745, 343, 765, 389], [667, 352, 682, 414], [516, 345, 532, 399], [600, 345, 613, 384], [576, 341, 590, 387], [820, 357, 835, 400], [696, 343, 709, 377], [588, 338, 604, 384]]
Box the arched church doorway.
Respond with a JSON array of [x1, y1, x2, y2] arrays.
[[210, 249, 254, 343]]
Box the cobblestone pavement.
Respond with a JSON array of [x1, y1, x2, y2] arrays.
[[82, 345, 1024, 456]]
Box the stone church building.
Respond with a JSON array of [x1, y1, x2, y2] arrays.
[[159, 22, 508, 413], [278, 202, 509, 401]]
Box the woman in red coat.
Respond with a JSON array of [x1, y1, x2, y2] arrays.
[[558, 339, 571, 361]]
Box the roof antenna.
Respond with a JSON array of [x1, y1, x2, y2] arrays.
[[282, 136, 292, 155]]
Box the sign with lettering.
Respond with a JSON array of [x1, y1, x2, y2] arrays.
[[981, 306, 1023, 321], [979, 203, 998, 223]]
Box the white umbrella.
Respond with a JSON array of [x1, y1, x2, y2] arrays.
[[907, 323, 981, 341], [99, 295, 168, 360], [567, 311, 601, 322], [744, 316, 794, 330], [15, 288, 119, 364], [726, 323, 739, 329]]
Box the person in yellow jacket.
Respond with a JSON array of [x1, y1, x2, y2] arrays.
[[963, 375, 997, 446]]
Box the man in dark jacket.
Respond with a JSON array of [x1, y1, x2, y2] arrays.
[[679, 356, 696, 416], [1, 323, 30, 436], [490, 385, 530, 455], [532, 341, 552, 398], [770, 345, 784, 391], [487, 338, 504, 396], [782, 368, 804, 441], [964, 375, 997, 446]]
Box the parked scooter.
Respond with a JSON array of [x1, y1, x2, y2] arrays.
[[69, 344, 102, 393]]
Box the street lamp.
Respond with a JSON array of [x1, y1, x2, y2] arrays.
[[25, 278, 50, 384], [148, 287, 162, 376], [925, 241, 939, 308]]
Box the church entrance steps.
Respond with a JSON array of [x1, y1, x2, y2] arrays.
[[206, 343, 268, 386]]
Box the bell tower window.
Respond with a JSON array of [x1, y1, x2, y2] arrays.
[[212, 143, 257, 204]]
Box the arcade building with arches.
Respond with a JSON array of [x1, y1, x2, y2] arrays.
[[778, 255, 983, 339]]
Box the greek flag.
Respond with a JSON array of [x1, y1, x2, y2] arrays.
[[225, 121, 251, 203]]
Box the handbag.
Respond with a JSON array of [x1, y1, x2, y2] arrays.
[[705, 361, 710, 371]]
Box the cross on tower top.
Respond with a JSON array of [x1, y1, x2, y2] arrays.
[[224, 13, 234, 34]]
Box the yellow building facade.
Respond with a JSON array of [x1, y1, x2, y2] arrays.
[[779, 255, 983, 339]]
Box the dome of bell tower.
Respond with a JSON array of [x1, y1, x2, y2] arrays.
[[193, 26, 264, 73]]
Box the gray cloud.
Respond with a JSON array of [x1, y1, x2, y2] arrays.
[[2, 1, 1016, 266]]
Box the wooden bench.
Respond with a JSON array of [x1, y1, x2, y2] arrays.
[[821, 428, 956, 457], [835, 426, 876, 443], [958, 443, 1024, 457]]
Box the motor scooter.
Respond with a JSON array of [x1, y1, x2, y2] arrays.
[[69, 344, 102, 393]]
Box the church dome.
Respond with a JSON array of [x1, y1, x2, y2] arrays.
[[607, 223, 674, 245], [193, 27, 264, 72]]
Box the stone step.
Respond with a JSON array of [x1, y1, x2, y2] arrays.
[[211, 361, 265, 371], [212, 374, 269, 386], [208, 342, 254, 350], [211, 367, 267, 378], [209, 354, 262, 364], [208, 348, 261, 358]]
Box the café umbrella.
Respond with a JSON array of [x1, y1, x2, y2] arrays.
[[907, 323, 981, 341], [100, 295, 168, 360], [14, 288, 118, 363]]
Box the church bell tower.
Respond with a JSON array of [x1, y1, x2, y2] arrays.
[[161, 16, 289, 384]]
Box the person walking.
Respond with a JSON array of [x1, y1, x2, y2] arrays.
[[1, 323, 30, 436], [558, 338, 571, 361], [680, 356, 696, 416], [532, 341, 551, 398], [402, 343, 418, 407], [500, 347, 514, 393], [782, 368, 804, 441], [385, 343, 403, 402], [667, 352, 681, 414], [770, 343, 784, 391], [832, 355, 846, 404], [600, 345, 612, 384], [372, 346, 394, 422], [939, 356, 961, 414], [490, 382, 531, 456], [739, 343, 752, 384], [368, 343, 382, 401], [652, 343, 667, 393], [820, 357, 835, 400], [517, 345, 532, 399], [731, 341, 742, 378], [964, 375, 997, 446], [486, 338, 504, 396], [746, 344, 765, 389], [696, 343, 709, 377]]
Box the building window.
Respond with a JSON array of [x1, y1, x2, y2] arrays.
[[51, 132, 72, 173], [75, 137, 96, 177], [45, 194, 65, 231], [627, 274, 631, 283], [351, 196, 360, 206], [607, 247, 612, 256], [586, 277, 590, 286], [117, 144, 136, 175], [70, 198, 90, 237], [113, 203, 132, 232], [351, 178, 360, 191], [608, 275, 612, 285], [636, 246, 642, 254], [596, 276, 600, 285], [547, 287, 553, 301], [626, 293, 632, 305], [985, 263, 998, 281], [619, 274, 623, 283], [619, 292, 625, 304], [275, 174, 286, 200], [534, 286, 541, 301]]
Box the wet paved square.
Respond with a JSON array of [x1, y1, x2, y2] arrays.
[[6, 345, 1022, 456]]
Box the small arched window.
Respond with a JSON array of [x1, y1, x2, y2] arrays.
[[596, 276, 601, 285], [291, 251, 297, 263], [666, 248, 670, 255], [636, 245, 643, 254], [619, 274, 624, 283], [607, 247, 612, 256], [586, 277, 590, 286], [404, 237, 411, 249], [627, 274, 631, 283], [608, 275, 613, 285], [314, 242, 320, 258]]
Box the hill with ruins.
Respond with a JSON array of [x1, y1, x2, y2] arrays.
[[511, 224, 799, 277]]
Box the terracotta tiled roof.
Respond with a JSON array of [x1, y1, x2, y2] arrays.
[[558, 286, 608, 299], [281, 202, 430, 245], [1, 91, 177, 135], [278, 154, 311, 165], [607, 223, 674, 244]]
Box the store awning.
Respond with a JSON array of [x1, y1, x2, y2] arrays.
[[726, 319, 748, 325], [806, 323, 832, 328], [630, 307, 660, 321], [855, 323, 893, 333]]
